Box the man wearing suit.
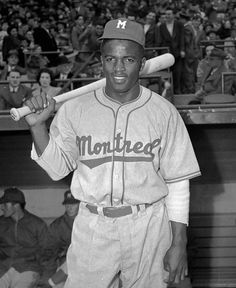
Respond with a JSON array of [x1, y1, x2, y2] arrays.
[[157, 7, 185, 94], [0, 68, 32, 110], [179, 12, 196, 93], [143, 11, 159, 59], [33, 16, 59, 67], [52, 56, 74, 90]]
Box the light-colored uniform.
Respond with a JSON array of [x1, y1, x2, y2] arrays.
[[32, 86, 200, 288]]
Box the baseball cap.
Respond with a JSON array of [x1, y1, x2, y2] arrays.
[[0, 187, 25, 204], [62, 190, 80, 205], [99, 18, 145, 47]]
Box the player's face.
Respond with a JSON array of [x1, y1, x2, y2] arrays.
[[65, 203, 79, 218], [1, 203, 16, 218], [101, 39, 146, 103]]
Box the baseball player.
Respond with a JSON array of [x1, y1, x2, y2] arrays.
[[24, 18, 201, 288]]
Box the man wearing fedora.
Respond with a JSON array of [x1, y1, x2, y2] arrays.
[[43, 190, 80, 288], [0, 187, 49, 288], [189, 47, 236, 104]]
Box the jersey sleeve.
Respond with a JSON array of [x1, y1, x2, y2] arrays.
[[31, 103, 79, 180], [159, 105, 201, 183]]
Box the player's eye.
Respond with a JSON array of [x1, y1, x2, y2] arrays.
[[105, 56, 115, 63], [124, 57, 135, 63]]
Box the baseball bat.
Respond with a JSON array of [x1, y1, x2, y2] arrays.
[[10, 53, 175, 121]]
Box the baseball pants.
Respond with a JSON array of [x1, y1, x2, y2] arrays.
[[65, 200, 172, 288]]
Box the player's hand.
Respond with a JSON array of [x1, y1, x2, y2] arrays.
[[163, 241, 188, 285], [24, 91, 56, 127]]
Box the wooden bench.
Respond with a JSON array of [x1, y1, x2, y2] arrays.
[[188, 213, 236, 287]]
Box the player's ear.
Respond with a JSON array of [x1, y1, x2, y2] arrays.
[[140, 57, 146, 72]]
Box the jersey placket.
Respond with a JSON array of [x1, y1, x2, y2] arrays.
[[111, 106, 128, 206]]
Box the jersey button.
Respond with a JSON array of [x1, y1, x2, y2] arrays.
[[113, 198, 120, 205], [117, 128, 121, 133]]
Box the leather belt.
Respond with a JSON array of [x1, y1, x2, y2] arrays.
[[86, 203, 151, 218]]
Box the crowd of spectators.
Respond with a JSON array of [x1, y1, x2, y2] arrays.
[[1, 0, 236, 107]]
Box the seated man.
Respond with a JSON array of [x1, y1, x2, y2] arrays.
[[0, 187, 49, 288], [0, 68, 32, 110], [52, 56, 74, 89], [196, 44, 215, 90], [189, 48, 236, 104], [43, 190, 80, 288]]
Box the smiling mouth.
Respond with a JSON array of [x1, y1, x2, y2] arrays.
[[114, 76, 126, 82]]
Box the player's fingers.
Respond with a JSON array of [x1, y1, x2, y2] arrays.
[[174, 263, 188, 284], [24, 97, 37, 113], [25, 96, 43, 113], [33, 95, 45, 114], [46, 95, 56, 112], [167, 268, 177, 284], [163, 262, 171, 284], [180, 266, 188, 281]]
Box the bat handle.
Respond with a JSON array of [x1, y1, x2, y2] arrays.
[[10, 106, 32, 121]]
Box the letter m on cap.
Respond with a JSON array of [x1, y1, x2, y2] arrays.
[[116, 20, 127, 29]]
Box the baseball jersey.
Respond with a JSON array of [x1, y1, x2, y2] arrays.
[[32, 86, 200, 206]]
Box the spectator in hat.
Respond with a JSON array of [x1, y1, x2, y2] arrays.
[[0, 187, 49, 288], [41, 190, 80, 288], [76, 19, 105, 64], [0, 68, 32, 110], [0, 49, 26, 80], [1, 24, 25, 67], [189, 47, 236, 104], [157, 6, 185, 94], [70, 14, 87, 52], [205, 28, 219, 42], [21, 59, 41, 91], [196, 44, 215, 90], [143, 11, 159, 59], [224, 38, 236, 59], [33, 16, 59, 67], [26, 44, 50, 70], [179, 11, 196, 93], [53, 56, 74, 84]]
